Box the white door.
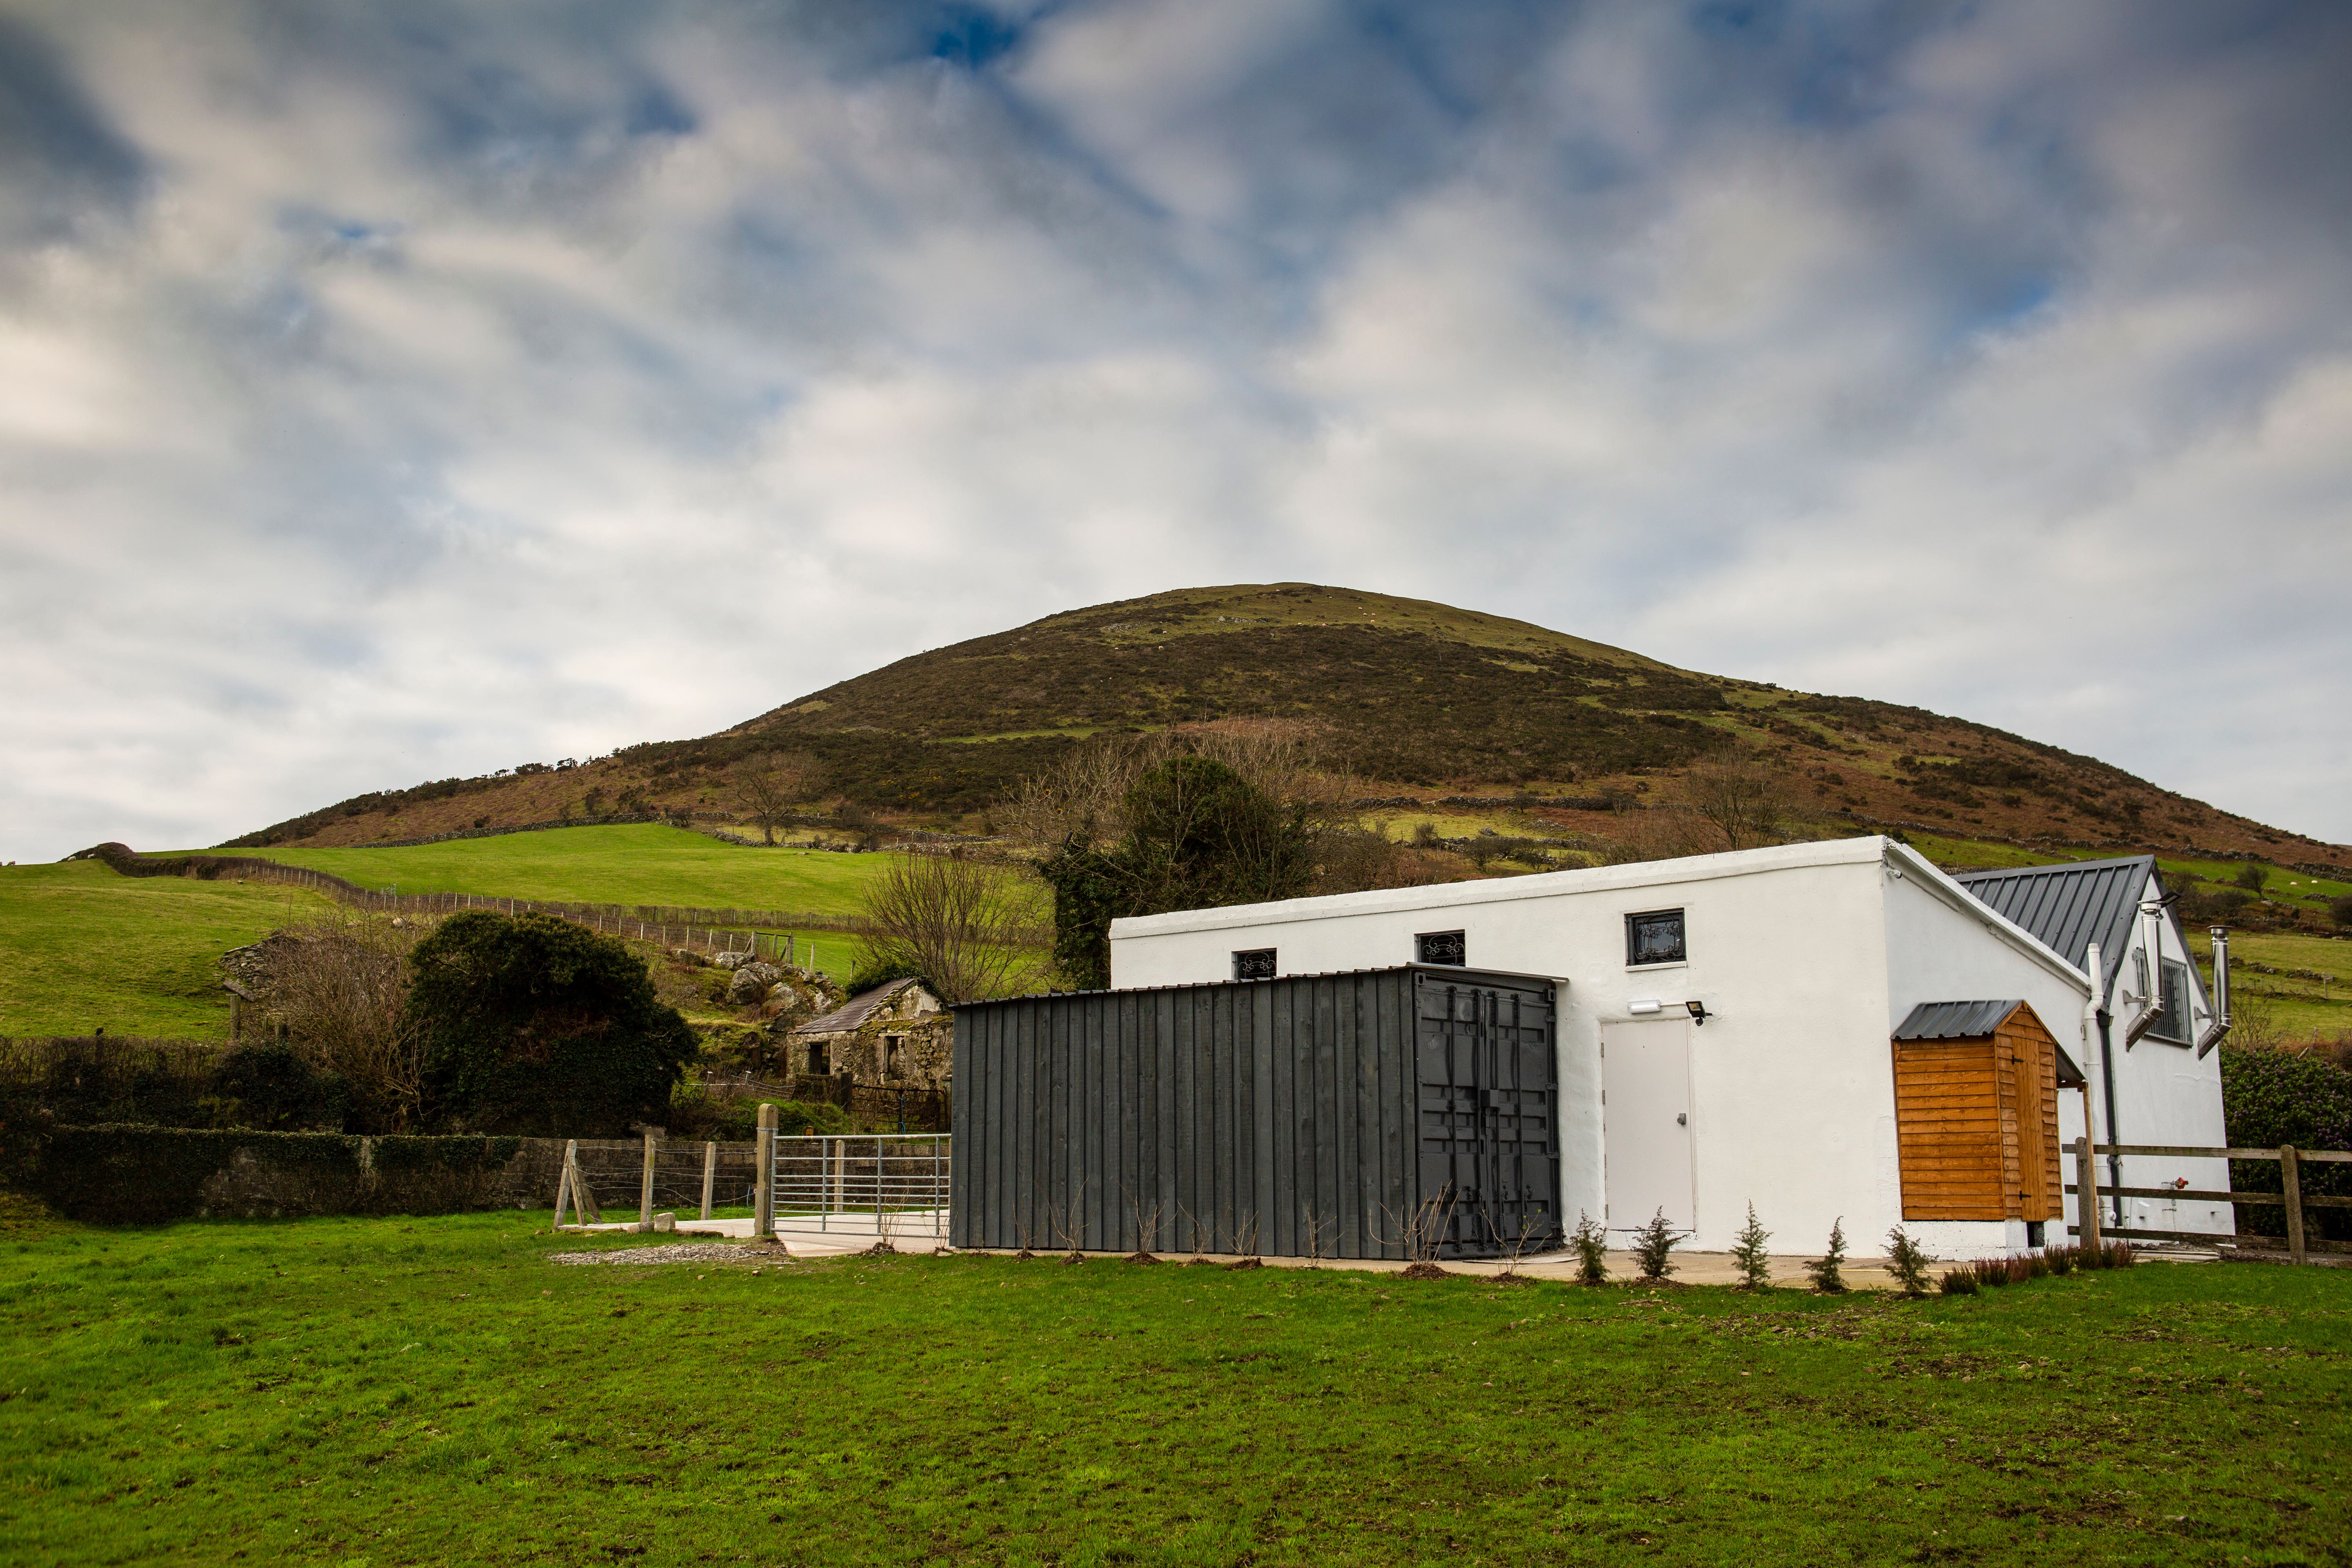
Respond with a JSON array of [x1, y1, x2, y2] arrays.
[[1602, 1020, 1694, 1236]]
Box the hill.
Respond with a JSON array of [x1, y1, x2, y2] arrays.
[[223, 583, 2351, 874]]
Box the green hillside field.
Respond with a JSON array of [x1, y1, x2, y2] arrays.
[[163, 823, 897, 915], [0, 863, 337, 1038]]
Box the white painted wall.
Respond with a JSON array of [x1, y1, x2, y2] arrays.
[[1880, 862, 2094, 1257], [1110, 837, 2099, 1260], [2082, 873, 2231, 1238]]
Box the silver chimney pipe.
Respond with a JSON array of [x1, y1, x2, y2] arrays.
[[2121, 898, 2168, 1048], [2197, 927, 2232, 1058]]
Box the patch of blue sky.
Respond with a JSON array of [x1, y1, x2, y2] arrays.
[[931, 5, 1026, 69]]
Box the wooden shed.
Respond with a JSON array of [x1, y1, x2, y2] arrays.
[[1890, 1000, 2082, 1226]]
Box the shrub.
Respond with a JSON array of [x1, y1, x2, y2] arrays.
[[1804, 1217, 1849, 1294], [1730, 1202, 1773, 1290], [211, 1042, 348, 1131], [2330, 894, 2352, 929], [406, 912, 696, 1136], [1631, 1208, 1679, 1283], [1938, 1269, 1979, 1296], [1570, 1210, 1609, 1286], [2234, 862, 2271, 894], [1884, 1227, 1935, 1297], [2219, 1045, 2352, 1241]]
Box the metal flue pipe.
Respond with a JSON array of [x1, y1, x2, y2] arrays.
[[2197, 927, 2232, 1058]]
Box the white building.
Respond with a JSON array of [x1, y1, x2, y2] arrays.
[[1107, 835, 2231, 1261]]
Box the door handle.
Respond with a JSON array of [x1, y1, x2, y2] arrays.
[[1676, 1113, 1687, 1126]]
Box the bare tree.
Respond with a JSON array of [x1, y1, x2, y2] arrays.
[[733, 751, 828, 845], [1683, 754, 1794, 851], [862, 851, 1047, 1004], [257, 909, 429, 1130]]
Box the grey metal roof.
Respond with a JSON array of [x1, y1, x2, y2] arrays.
[[1893, 999, 2025, 1040], [795, 977, 924, 1036], [1953, 855, 2156, 990]]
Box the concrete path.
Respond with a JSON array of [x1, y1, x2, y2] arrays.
[[559, 1209, 952, 1258]]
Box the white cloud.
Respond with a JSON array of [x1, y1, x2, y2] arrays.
[[0, 0, 2348, 860]]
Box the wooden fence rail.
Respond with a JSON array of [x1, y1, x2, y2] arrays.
[[2067, 1137, 2348, 1265]]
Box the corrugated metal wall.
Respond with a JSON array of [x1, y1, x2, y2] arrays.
[[951, 967, 1559, 1260]]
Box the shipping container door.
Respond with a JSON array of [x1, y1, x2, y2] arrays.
[[1414, 976, 1561, 1258]]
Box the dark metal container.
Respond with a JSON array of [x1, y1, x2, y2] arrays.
[[951, 965, 1562, 1260]]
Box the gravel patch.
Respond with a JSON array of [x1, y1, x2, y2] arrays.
[[549, 1242, 789, 1267]]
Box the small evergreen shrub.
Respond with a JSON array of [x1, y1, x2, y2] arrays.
[[1631, 1208, 1680, 1283], [1804, 1217, 1849, 1294], [1730, 1202, 1773, 1290], [1938, 1269, 1979, 1296], [1884, 1227, 1935, 1297], [1570, 1210, 1608, 1286]]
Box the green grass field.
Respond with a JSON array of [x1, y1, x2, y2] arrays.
[[161, 824, 898, 918], [0, 1210, 2343, 1566], [0, 864, 336, 1038]]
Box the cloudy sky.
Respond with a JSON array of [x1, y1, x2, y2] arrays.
[[3, 0, 2348, 861]]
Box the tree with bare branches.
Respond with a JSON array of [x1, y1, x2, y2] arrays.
[[1683, 753, 1795, 851], [862, 850, 1046, 1004], [733, 750, 828, 844], [252, 908, 430, 1131]]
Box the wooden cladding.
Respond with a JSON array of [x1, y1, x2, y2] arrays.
[[1891, 1003, 2064, 1223]]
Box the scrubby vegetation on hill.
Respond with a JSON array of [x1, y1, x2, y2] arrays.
[[220, 583, 2349, 875]]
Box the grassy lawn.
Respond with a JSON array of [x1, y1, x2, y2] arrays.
[[0, 1210, 2343, 1566], [0, 864, 336, 1039], [157, 825, 900, 918]]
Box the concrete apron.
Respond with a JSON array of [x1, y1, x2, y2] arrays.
[[624, 1210, 953, 1258], [945, 1245, 2216, 1287]]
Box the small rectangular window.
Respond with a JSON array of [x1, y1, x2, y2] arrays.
[[1626, 909, 1686, 967], [1233, 948, 1276, 981], [808, 1042, 830, 1076], [2151, 960, 2192, 1044], [1415, 930, 1466, 967]]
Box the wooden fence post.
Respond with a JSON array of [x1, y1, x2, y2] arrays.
[[639, 1129, 660, 1232], [553, 1140, 575, 1226], [2282, 1145, 2306, 1266], [2075, 1136, 2102, 1250], [700, 1140, 717, 1222], [755, 1103, 778, 1240]]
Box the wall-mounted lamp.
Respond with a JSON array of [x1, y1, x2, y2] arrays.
[[1628, 997, 1711, 1025], [1686, 1000, 1711, 1027]]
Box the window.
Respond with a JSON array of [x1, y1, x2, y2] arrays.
[[1626, 909, 1686, 967], [1416, 930, 1466, 967], [2150, 960, 2192, 1045], [885, 1034, 906, 1072], [808, 1042, 830, 1076], [1233, 948, 1276, 981]]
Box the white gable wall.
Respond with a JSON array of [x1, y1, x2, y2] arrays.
[[1880, 863, 2094, 1256], [2086, 873, 2230, 1238]]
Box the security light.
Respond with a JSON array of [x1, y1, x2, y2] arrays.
[[1685, 1000, 1711, 1027]]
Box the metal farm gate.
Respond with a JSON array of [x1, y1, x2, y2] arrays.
[[951, 966, 1564, 1261]]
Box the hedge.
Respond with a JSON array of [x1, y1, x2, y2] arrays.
[[27, 1125, 525, 1225], [2220, 1046, 2352, 1242]]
